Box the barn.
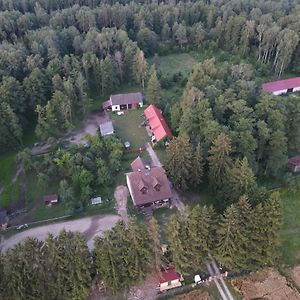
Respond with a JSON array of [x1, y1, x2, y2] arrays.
[[262, 77, 300, 95], [144, 104, 173, 143], [102, 92, 143, 111]]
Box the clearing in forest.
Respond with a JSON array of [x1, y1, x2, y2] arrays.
[[152, 52, 198, 77]]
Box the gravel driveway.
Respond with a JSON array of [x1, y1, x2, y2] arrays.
[[0, 214, 121, 252]]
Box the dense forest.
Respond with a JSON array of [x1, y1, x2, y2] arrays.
[[1, 0, 300, 298], [1, 0, 300, 152]]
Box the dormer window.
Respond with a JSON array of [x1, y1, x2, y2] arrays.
[[141, 187, 147, 194], [154, 184, 161, 191]]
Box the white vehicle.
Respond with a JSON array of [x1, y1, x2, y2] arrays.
[[194, 274, 202, 285], [117, 111, 125, 116], [17, 224, 28, 230]]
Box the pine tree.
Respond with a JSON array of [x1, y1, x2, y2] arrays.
[[148, 217, 163, 272], [191, 143, 204, 188], [146, 65, 161, 105], [208, 133, 232, 193], [165, 135, 193, 190]]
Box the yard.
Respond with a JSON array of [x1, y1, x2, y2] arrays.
[[280, 189, 300, 265], [110, 109, 149, 148]]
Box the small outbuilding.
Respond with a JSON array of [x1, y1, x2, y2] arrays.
[[288, 155, 300, 173], [262, 77, 300, 95], [91, 197, 102, 205], [99, 121, 114, 137], [0, 210, 8, 230], [158, 267, 184, 292], [44, 194, 58, 206]]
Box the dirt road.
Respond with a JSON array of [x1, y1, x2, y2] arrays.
[[114, 185, 129, 225], [145, 142, 162, 167], [0, 214, 121, 252]]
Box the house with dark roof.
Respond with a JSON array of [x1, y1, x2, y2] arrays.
[[0, 210, 8, 230], [158, 267, 184, 292], [288, 155, 300, 172], [126, 157, 172, 211], [144, 104, 173, 143], [102, 92, 143, 111], [262, 77, 300, 95]]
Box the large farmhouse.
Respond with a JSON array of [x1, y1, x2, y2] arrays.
[[102, 92, 143, 111], [262, 77, 300, 95], [126, 156, 172, 211], [144, 104, 173, 143]]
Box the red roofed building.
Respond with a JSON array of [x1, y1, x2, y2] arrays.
[[261, 77, 300, 95], [288, 155, 300, 173], [158, 267, 184, 292], [144, 104, 173, 143]]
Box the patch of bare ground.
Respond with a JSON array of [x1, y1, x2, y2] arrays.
[[171, 289, 211, 300], [114, 185, 129, 225], [128, 274, 159, 300], [232, 267, 300, 300], [291, 266, 300, 290]]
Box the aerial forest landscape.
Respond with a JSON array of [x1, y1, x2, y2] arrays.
[[1, 0, 300, 299]]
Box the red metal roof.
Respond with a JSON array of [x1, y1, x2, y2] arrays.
[[144, 104, 173, 142], [158, 267, 182, 284], [262, 77, 300, 92], [288, 155, 300, 167]]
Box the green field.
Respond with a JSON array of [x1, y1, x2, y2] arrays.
[[152, 52, 198, 77], [280, 190, 300, 265], [110, 109, 149, 148]]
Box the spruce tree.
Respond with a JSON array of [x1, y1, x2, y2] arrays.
[[1, 238, 43, 300], [165, 135, 193, 190], [236, 196, 254, 269], [0, 102, 22, 151], [187, 205, 215, 271], [225, 157, 257, 203], [148, 217, 163, 272], [215, 204, 243, 271], [166, 214, 189, 274], [191, 143, 204, 188], [146, 65, 161, 105], [41, 230, 92, 300], [208, 133, 232, 193], [260, 192, 282, 265]]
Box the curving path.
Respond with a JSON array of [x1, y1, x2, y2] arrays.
[[0, 214, 121, 252]]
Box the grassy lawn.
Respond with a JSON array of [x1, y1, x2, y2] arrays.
[[151, 52, 198, 77], [280, 189, 300, 265], [110, 109, 149, 148], [0, 125, 36, 208]]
